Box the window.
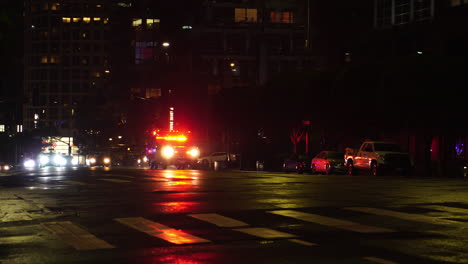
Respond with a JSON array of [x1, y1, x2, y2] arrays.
[[0, 125, 5, 132], [451, 0, 461, 6], [235, 8, 257, 23], [145, 88, 161, 98], [73, 17, 81, 23], [394, 0, 410, 25], [146, 19, 160, 29], [62, 17, 71, 23], [132, 18, 142, 29], [83, 17, 91, 23], [135, 41, 155, 64], [270, 11, 294, 23]]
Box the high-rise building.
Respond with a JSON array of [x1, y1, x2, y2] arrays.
[[23, 0, 112, 136]]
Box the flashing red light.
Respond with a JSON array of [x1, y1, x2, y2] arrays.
[[156, 135, 188, 142]]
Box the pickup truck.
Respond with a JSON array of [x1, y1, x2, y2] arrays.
[[344, 141, 412, 176], [197, 152, 238, 170]]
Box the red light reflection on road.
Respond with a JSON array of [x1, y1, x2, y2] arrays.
[[142, 252, 221, 264], [155, 201, 201, 214]]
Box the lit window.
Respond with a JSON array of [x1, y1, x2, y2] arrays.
[[270, 11, 293, 23], [50, 3, 60, 10], [0, 125, 5, 132], [62, 17, 71, 23], [132, 18, 142, 28], [451, 0, 461, 6], [83, 17, 91, 23], [146, 19, 160, 29], [96, 4, 102, 8], [41, 56, 48, 63], [235, 8, 257, 23], [50, 56, 60, 63], [73, 17, 81, 22], [103, 18, 109, 24], [93, 17, 101, 21]]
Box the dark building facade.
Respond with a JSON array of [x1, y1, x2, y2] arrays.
[[23, 0, 113, 137]]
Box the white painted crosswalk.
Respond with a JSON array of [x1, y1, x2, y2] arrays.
[[344, 207, 458, 225], [115, 217, 211, 245], [268, 210, 395, 233], [41, 221, 115, 250], [32, 203, 468, 264]]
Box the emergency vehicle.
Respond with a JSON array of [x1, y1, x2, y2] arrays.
[[147, 130, 200, 169]]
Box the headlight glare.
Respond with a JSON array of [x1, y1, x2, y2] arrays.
[[161, 146, 175, 159]]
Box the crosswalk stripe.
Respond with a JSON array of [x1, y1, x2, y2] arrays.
[[419, 205, 468, 214], [98, 179, 132, 183], [188, 213, 249, 227], [233, 227, 297, 239], [268, 210, 395, 233], [61, 180, 87, 185], [115, 217, 210, 245], [363, 256, 398, 264], [288, 239, 317, 246], [41, 221, 115, 250], [345, 207, 458, 225]]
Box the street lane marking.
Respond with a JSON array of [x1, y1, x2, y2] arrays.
[[288, 239, 317, 246], [345, 207, 458, 225], [268, 210, 395, 233], [98, 179, 132, 183], [41, 221, 115, 250], [188, 213, 249, 227], [61, 180, 87, 186], [419, 205, 468, 215], [233, 227, 297, 239], [363, 256, 398, 264], [115, 217, 210, 245]]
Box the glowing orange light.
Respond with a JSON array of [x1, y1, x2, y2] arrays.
[[156, 135, 188, 142]]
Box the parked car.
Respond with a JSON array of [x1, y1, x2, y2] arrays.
[[282, 154, 311, 174], [344, 141, 413, 176], [197, 152, 238, 170], [310, 151, 346, 175]]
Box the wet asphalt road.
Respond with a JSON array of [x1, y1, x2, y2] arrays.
[[1, 167, 468, 264]]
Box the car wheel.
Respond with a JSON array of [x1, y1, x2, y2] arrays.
[[201, 160, 209, 170], [325, 164, 331, 175], [370, 161, 378, 176], [310, 164, 317, 174], [346, 161, 354, 176], [296, 165, 303, 174]]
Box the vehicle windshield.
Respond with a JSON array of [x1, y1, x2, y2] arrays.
[[327, 152, 344, 159], [374, 143, 401, 152]]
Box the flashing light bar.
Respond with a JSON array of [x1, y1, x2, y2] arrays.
[[156, 135, 188, 142]]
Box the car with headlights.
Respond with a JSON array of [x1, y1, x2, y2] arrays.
[[37, 153, 71, 167], [85, 153, 112, 167], [0, 162, 13, 172], [310, 150, 346, 175]]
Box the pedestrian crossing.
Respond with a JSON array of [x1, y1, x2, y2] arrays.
[[19, 203, 467, 264]]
